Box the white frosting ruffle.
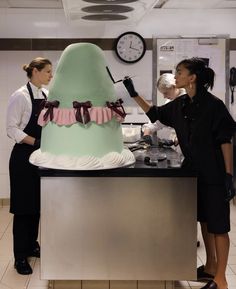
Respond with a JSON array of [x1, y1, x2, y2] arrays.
[[29, 149, 135, 170]]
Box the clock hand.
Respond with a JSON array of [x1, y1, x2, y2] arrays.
[[130, 41, 140, 51], [130, 47, 139, 51]]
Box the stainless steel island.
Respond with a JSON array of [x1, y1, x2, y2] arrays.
[[39, 158, 197, 289]]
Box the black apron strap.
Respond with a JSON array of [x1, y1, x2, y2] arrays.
[[27, 82, 34, 102], [27, 82, 47, 100]]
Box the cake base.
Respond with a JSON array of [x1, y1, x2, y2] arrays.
[[29, 149, 135, 170]]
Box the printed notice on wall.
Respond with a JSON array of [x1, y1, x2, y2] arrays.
[[155, 37, 227, 105]]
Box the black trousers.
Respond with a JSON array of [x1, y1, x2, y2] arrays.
[[197, 181, 230, 234], [13, 213, 40, 260]]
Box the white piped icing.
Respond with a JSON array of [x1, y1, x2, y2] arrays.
[[29, 149, 135, 170]]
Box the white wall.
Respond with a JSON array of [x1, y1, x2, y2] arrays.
[[0, 49, 152, 198], [0, 7, 236, 198], [0, 8, 236, 38], [0, 51, 62, 198]]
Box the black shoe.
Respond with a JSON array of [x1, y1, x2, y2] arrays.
[[29, 246, 40, 258], [201, 280, 219, 289], [201, 280, 228, 289], [197, 265, 214, 281], [14, 258, 32, 275]]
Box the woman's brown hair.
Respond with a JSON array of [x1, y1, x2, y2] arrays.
[[23, 57, 52, 78]]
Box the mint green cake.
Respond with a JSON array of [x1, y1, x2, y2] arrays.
[[29, 43, 135, 170]]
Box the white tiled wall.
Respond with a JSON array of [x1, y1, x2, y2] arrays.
[[0, 7, 236, 198], [0, 49, 152, 198], [0, 51, 63, 198], [1, 49, 235, 198]]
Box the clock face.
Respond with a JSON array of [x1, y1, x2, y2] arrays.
[[115, 32, 146, 63]]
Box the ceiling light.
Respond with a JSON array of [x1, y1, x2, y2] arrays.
[[83, 0, 138, 3], [81, 5, 133, 13], [62, 0, 161, 23], [82, 14, 128, 20]]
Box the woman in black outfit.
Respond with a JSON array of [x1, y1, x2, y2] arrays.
[[6, 57, 53, 275], [123, 57, 235, 289]]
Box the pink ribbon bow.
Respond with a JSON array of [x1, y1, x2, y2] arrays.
[[73, 101, 92, 124], [43, 100, 60, 121], [106, 98, 126, 118]]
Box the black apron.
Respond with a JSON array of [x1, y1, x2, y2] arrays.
[[9, 83, 46, 214]]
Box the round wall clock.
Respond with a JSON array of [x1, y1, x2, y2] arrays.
[[114, 31, 146, 63]]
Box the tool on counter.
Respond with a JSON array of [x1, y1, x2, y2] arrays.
[[157, 138, 175, 148], [144, 156, 157, 166], [129, 142, 150, 152], [144, 150, 167, 166]]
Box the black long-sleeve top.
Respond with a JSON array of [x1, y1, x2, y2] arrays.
[[146, 88, 236, 184]]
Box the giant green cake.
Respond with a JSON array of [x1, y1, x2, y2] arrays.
[[29, 43, 135, 170]]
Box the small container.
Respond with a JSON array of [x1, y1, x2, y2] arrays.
[[133, 149, 147, 161], [149, 150, 158, 162], [122, 124, 141, 143], [167, 154, 182, 168]]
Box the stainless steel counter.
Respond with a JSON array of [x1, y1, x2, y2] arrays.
[[40, 157, 197, 287]]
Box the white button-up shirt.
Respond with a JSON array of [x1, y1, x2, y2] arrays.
[[6, 82, 48, 143]]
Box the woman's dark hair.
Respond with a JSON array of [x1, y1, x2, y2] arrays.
[[23, 57, 52, 78], [177, 57, 215, 90]]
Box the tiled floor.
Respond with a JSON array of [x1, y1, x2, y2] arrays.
[[0, 203, 236, 289]]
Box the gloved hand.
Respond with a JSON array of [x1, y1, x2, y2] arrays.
[[139, 135, 153, 146], [225, 173, 236, 202], [123, 77, 139, 98], [158, 139, 175, 148], [33, 139, 41, 149]]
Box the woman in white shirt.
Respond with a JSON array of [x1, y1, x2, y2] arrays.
[[142, 73, 185, 146], [6, 57, 53, 275]]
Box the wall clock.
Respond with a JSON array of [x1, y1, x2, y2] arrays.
[[114, 31, 146, 63]]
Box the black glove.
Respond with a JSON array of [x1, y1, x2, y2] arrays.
[[139, 135, 153, 146], [33, 139, 41, 149], [123, 77, 139, 98], [225, 173, 236, 202], [158, 139, 175, 148]]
